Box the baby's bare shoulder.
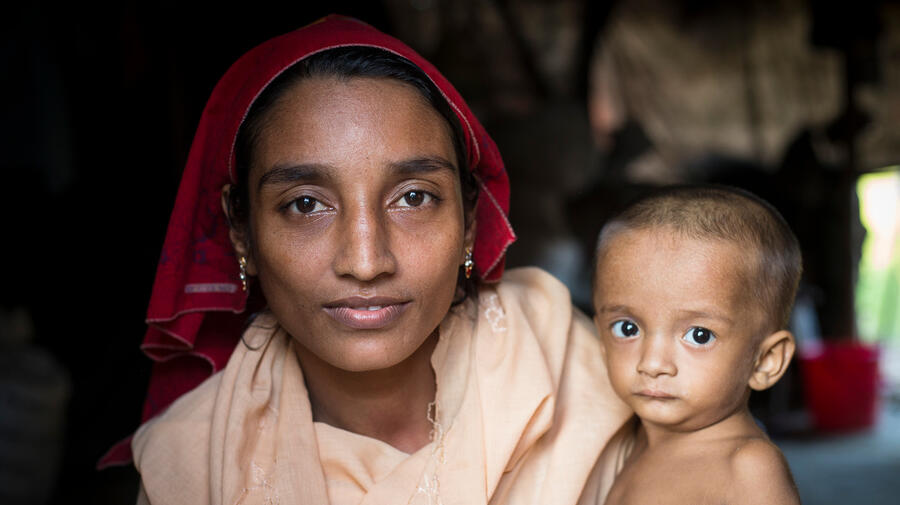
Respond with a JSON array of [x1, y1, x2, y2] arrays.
[[727, 437, 800, 505]]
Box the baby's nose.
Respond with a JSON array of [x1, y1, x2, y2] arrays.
[[636, 335, 677, 377]]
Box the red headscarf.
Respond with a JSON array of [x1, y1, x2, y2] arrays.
[[100, 15, 514, 467]]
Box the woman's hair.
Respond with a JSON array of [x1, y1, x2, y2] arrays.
[[228, 46, 480, 303]]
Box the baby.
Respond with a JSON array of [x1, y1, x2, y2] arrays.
[[592, 185, 801, 505]]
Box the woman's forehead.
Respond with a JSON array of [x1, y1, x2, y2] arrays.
[[250, 77, 458, 182]]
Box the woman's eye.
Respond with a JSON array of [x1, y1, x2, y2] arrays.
[[289, 196, 325, 214], [683, 327, 716, 346], [611, 320, 640, 339], [397, 190, 433, 208]]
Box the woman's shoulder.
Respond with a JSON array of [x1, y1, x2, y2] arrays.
[[479, 267, 600, 380], [486, 264, 629, 415], [135, 313, 282, 451], [492, 266, 571, 305], [488, 266, 594, 346], [131, 369, 222, 484]]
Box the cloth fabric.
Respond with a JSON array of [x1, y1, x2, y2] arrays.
[[132, 267, 631, 505], [101, 15, 515, 467]]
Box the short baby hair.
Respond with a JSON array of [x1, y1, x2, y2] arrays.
[[595, 185, 802, 332]]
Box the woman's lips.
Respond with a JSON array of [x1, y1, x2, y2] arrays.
[[323, 297, 410, 330]]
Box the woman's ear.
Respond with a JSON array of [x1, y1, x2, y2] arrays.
[[748, 330, 796, 391], [463, 215, 477, 261], [221, 184, 257, 275]]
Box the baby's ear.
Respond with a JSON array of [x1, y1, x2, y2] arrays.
[[748, 330, 796, 391]]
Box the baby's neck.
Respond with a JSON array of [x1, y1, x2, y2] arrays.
[[636, 406, 761, 449]]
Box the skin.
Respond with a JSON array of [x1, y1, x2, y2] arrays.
[[224, 76, 474, 453], [593, 227, 799, 505]]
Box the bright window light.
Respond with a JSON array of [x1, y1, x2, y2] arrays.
[[856, 169, 900, 342]]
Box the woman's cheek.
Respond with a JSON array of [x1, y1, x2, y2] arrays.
[[391, 202, 465, 244]]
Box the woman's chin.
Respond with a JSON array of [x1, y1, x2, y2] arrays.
[[296, 336, 427, 374]]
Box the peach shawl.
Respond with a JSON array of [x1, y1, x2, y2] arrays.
[[132, 268, 630, 505]]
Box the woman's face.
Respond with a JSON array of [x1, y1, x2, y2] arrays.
[[238, 76, 471, 373]]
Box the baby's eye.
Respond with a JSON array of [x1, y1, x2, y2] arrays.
[[682, 327, 716, 346], [288, 196, 326, 214], [396, 190, 434, 208], [611, 320, 640, 339]]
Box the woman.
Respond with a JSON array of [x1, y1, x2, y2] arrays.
[[118, 15, 629, 504]]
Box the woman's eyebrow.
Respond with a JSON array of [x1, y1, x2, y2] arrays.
[[257, 157, 456, 192], [257, 163, 329, 191], [390, 156, 457, 175]]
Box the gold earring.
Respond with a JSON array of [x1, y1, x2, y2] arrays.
[[464, 248, 474, 279], [239, 256, 248, 292]]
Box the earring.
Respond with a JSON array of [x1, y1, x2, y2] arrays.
[[238, 256, 249, 292], [464, 248, 474, 279]]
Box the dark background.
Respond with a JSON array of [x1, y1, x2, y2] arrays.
[[2, 1, 896, 503]]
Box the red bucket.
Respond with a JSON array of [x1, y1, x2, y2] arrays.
[[800, 341, 881, 432]]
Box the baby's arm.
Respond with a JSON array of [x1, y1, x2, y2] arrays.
[[728, 438, 800, 505]]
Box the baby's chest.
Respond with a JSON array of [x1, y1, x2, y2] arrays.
[[604, 456, 730, 505]]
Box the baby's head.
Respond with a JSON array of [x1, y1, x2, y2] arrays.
[[592, 185, 801, 431]]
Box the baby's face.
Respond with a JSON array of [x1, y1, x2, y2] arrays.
[[593, 227, 766, 432]]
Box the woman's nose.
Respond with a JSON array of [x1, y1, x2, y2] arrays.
[[332, 204, 397, 281], [636, 334, 677, 378]]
